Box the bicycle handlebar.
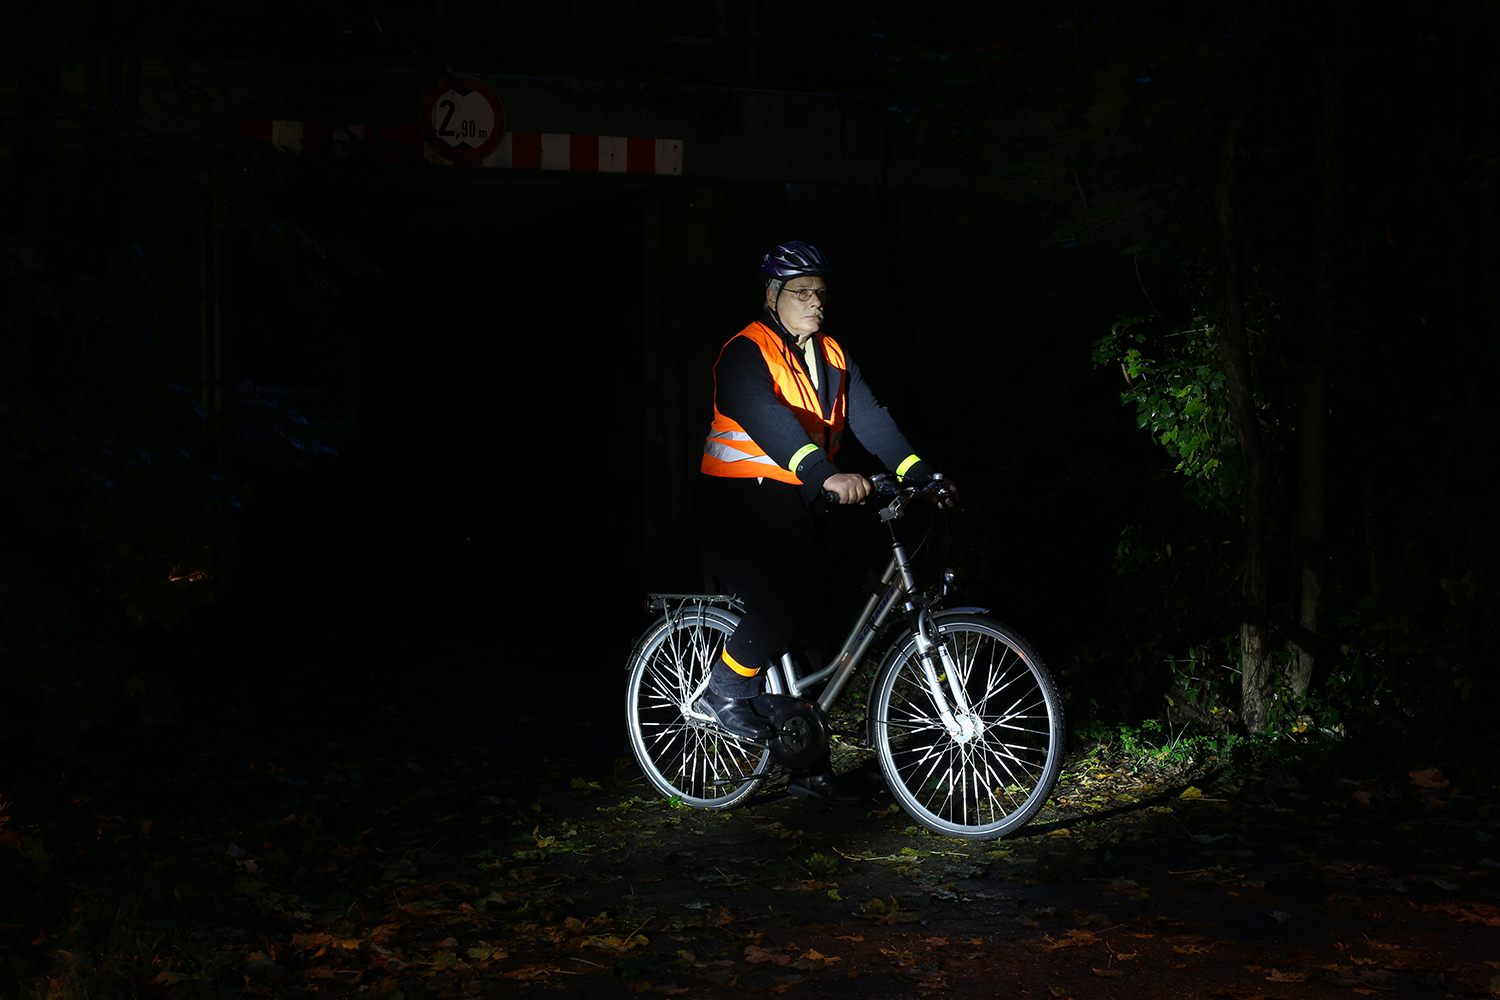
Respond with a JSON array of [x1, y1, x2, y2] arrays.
[[817, 473, 959, 517]]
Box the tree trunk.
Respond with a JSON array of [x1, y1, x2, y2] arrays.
[[1287, 4, 1348, 702], [1215, 96, 1275, 732]]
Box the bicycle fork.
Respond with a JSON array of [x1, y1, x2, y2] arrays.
[[873, 527, 981, 742], [907, 606, 980, 742]]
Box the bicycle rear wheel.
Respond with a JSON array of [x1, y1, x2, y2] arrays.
[[626, 605, 777, 809], [870, 615, 1064, 839]]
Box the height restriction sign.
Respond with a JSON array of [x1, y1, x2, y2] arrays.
[[419, 76, 505, 163]]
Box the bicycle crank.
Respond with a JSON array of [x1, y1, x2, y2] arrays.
[[752, 694, 830, 773]]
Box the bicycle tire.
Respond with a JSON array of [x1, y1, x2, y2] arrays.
[[625, 605, 780, 809], [869, 614, 1064, 839]]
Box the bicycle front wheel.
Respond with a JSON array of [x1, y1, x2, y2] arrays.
[[870, 615, 1064, 839], [626, 606, 776, 809]]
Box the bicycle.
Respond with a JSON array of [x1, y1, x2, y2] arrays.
[[624, 477, 1064, 840]]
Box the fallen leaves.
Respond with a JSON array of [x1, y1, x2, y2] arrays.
[[1034, 929, 1100, 951], [744, 944, 842, 971], [9, 691, 1500, 1000], [1417, 901, 1500, 927], [1169, 936, 1218, 954], [859, 896, 924, 924]]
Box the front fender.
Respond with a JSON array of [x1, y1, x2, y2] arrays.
[[864, 607, 991, 743], [933, 606, 989, 619], [869, 606, 990, 674]]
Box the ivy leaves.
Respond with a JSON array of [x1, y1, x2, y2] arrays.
[[1094, 315, 1240, 508]]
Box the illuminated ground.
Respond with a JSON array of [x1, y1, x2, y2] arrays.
[[3, 637, 1495, 998]]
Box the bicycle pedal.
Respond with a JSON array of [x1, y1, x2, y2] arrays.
[[708, 769, 774, 787]]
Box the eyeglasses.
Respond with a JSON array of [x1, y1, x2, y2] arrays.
[[781, 286, 828, 302]]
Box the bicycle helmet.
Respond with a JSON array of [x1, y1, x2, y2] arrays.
[[758, 240, 833, 281]]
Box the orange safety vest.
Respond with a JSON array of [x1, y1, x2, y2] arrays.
[[701, 321, 847, 484]]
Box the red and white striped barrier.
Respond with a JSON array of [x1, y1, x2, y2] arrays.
[[240, 120, 683, 174]]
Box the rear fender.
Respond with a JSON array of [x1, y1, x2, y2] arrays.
[[625, 602, 743, 670]]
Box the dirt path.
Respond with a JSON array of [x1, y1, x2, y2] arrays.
[[461, 676, 1500, 998], [4, 637, 1497, 998]]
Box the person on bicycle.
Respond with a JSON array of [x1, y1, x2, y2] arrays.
[[698, 240, 953, 805]]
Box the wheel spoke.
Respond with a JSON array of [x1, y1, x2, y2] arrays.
[[627, 608, 772, 809], [873, 617, 1063, 839]]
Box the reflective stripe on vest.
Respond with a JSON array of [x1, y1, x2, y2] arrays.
[[702, 322, 848, 484]]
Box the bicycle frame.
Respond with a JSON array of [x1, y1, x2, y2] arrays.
[[780, 544, 906, 708], [648, 487, 982, 733], [780, 524, 986, 743], [629, 477, 1065, 837]]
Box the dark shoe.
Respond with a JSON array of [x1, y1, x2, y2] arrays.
[[787, 770, 864, 806], [702, 690, 771, 740]]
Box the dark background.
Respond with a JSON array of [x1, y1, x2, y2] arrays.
[[228, 178, 649, 666], [3, 0, 1497, 756]]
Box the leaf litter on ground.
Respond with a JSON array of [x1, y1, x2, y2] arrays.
[[4, 707, 1500, 998]]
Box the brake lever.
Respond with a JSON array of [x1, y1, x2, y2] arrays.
[[926, 474, 960, 510]]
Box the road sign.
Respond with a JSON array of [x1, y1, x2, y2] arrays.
[[419, 77, 505, 164]]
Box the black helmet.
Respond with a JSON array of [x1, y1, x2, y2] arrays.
[[758, 241, 833, 280]]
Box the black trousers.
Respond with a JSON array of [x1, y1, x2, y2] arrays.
[[697, 475, 831, 699]]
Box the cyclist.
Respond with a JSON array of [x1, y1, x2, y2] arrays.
[[698, 240, 954, 805]]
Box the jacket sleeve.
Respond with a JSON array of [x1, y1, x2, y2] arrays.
[[846, 359, 935, 481], [714, 336, 842, 490]]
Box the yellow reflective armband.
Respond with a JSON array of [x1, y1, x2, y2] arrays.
[[896, 454, 923, 482], [789, 443, 820, 472]]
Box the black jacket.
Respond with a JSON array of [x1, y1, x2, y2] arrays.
[[711, 309, 932, 500]]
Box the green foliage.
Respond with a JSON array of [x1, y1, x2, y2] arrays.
[[1093, 314, 1239, 508], [805, 852, 839, 876], [1072, 717, 1314, 776]]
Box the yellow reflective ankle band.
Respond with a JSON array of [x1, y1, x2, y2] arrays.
[[722, 649, 760, 677]]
